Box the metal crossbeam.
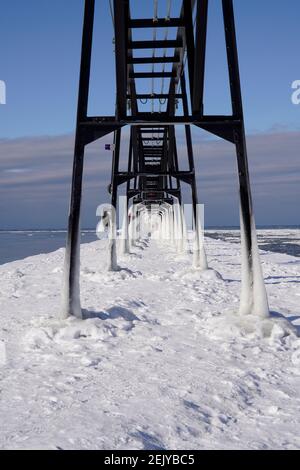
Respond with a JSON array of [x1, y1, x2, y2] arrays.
[[128, 56, 180, 65], [129, 39, 183, 49], [129, 18, 185, 28]]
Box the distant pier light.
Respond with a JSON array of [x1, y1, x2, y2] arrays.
[[0, 80, 6, 105]]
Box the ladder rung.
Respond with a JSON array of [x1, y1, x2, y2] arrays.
[[144, 157, 163, 160], [128, 56, 180, 65], [128, 93, 182, 100], [129, 39, 183, 50], [143, 190, 165, 193], [129, 72, 176, 79], [144, 158, 163, 161], [143, 154, 163, 157], [141, 137, 165, 140], [143, 146, 164, 150], [140, 129, 166, 134], [144, 155, 162, 158], [143, 153, 163, 156], [129, 18, 184, 29]]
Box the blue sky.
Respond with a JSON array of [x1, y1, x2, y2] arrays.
[[0, 0, 299, 228]]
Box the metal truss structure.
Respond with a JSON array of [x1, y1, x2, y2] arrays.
[[63, 0, 269, 319]]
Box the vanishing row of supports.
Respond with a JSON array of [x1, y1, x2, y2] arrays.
[[96, 199, 207, 267], [62, 0, 269, 320]]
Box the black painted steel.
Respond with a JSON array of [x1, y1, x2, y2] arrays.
[[64, 0, 260, 317], [64, 0, 96, 318]]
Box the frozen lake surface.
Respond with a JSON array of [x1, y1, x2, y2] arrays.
[[207, 228, 300, 257], [0, 231, 98, 265], [0, 227, 299, 265]]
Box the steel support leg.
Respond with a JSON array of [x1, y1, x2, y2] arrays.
[[63, 141, 85, 319], [222, 0, 269, 316], [108, 129, 122, 271], [62, 0, 95, 318], [181, 74, 208, 269]]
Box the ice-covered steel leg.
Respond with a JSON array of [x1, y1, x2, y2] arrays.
[[223, 0, 269, 316], [62, 0, 95, 319], [109, 129, 122, 271]]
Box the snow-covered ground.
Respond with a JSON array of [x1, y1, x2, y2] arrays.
[[0, 232, 299, 450]]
